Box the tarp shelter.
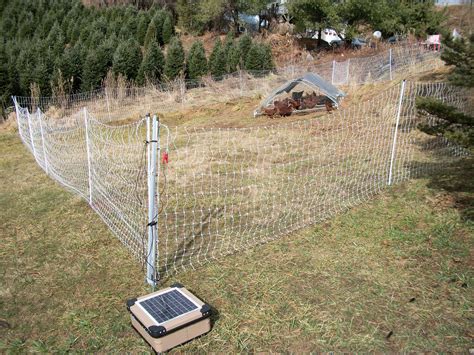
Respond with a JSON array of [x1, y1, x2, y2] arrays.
[[254, 72, 346, 117]]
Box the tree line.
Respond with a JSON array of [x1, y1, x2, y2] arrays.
[[0, 0, 447, 118], [0, 0, 274, 116]]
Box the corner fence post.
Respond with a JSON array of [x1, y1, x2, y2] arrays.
[[388, 80, 406, 186], [146, 114, 159, 287], [389, 48, 393, 81], [26, 109, 37, 161], [12, 96, 24, 140], [83, 108, 93, 205], [38, 108, 49, 175], [331, 60, 336, 85]]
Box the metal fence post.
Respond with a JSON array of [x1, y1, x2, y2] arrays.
[[146, 114, 159, 287], [389, 48, 393, 81], [37, 108, 49, 175], [388, 80, 406, 186], [331, 60, 336, 85], [83, 108, 93, 205]]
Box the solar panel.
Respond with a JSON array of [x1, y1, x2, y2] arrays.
[[137, 289, 199, 324]]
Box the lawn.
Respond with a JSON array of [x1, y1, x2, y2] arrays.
[[1, 121, 472, 352]]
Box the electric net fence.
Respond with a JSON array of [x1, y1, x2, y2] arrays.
[[12, 44, 471, 285]]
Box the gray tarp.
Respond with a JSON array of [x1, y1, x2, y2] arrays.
[[255, 72, 346, 115]]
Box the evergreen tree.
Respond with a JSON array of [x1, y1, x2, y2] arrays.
[[209, 38, 227, 78], [8, 59, 21, 97], [82, 41, 114, 91], [138, 41, 165, 84], [58, 45, 83, 93], [441, 33, 474, 88], [137, 13, 149, 45], [289, 0, 340, 47], [209, 38, 221, 69], [417, 98, 473, 149], [17, 46, 36, 95], [223, 31, 235, 73], [245, 43, 264, 71], [112, 38, 142, 80], [33, 59, 51, 96], [238, 34, 252, 67], [144, 18, 158, 51], [224, 31, 234, 50], [227, 43, 241, 73], [151, 11, 165, 45], [417, 34, 474, 149], [261, 44, 275, 71], [68, 22, 81, 44], [79, 25, 91, 46], [0, 45, 10, 118], [164, 37, 185, 80], [47, 21, 65, 57], [162, 14, 174, 45], [187, 40, 208, 80], [176, 0, 206, 35]]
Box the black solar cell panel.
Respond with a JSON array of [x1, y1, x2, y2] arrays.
[[138, 289, 198, 324]]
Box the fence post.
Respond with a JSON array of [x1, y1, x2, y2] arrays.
[[388, 80, 406, 186], [26, 109, 38, 160], [37, 108, 49, 175], [12, 96, 24, 140], [146, 114, 159, 287], [331, 60, 336, 85], [389, 48, 393, 81], [83, 108, 93, 205]]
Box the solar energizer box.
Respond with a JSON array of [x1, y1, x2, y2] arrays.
[[126, 283, 212, 352]]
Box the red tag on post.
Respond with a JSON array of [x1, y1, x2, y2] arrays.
[[162, 152, 169, 164]]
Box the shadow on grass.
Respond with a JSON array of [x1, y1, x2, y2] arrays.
[[408, 155, 473, 221]]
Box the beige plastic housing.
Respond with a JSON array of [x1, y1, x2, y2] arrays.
[[128, 286, 211, 353]]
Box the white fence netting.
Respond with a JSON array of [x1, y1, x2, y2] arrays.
[[13, 44, 471, 282], [14, 43, 442, 122]]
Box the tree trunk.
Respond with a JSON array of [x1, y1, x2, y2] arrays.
[[317, 27, 322, 48]]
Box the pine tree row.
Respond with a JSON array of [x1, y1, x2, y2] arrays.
[[0, 0, 274, 107]]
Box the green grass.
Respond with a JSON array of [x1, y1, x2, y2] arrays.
[[1, 129, 473, 352]]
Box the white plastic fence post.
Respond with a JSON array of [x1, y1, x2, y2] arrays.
[[83, 108, 93, 205], [12, 96, 24, 140], [37, 108, 49, 175], [388, 80, 406, 186], [146, 113, 151, 172], [389, 48, 393, 81], [331, 60, 336, 85], [146, 114, 159, 287], [26, 109, 38, 160]]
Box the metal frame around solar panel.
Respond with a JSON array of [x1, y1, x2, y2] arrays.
[[137, 288, 201, 325]]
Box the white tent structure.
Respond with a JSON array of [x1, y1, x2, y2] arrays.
[[254, 72, 346, 117]]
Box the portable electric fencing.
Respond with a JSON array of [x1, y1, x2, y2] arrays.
[[126, 284, 212, 352]]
